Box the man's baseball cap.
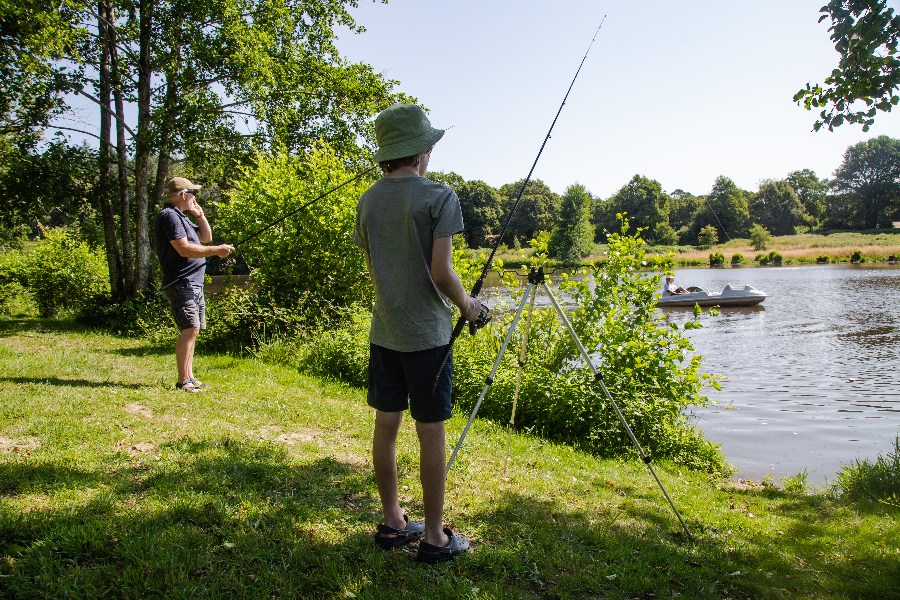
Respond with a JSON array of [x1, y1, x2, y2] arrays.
[[166, 177, 202, 195], [373, 104, 445, 163]]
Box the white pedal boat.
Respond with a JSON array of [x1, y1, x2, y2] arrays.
[[656, 283, 767, 307]]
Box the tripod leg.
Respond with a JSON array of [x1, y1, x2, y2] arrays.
[[447, 282, 536, 475], [541, 282, 695, 542], [504, 284, 538, 473]]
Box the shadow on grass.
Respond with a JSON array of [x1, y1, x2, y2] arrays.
[[0, 318, 91, 337], [0, 438, 897, 599], [0, 376, 151, 390], [109, 342, 173, 357]]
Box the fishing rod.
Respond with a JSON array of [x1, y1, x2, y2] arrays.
[[155, 165, 378, 295], [429, 17, 606, 392]]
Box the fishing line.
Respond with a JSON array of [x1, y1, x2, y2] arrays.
[[429, 16, 607, 392], [155, 165, 378, 295]]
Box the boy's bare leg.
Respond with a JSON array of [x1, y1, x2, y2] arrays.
[[416, 420, 450, 547], [373, 410, 406, 530]]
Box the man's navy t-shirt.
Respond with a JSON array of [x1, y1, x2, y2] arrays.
[[155, 204, 206, 286]]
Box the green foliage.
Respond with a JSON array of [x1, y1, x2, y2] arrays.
[[781, 470, 810, 494], [291, 308, 370, 388], [454, 217, 728, 473], [731, 253, 745, 265], [498, 179, 560, 244], [0, 249, 34, 315], [709, 252, 725, 266], [668, 189, 703, 232], [834, 436, 900, 500], [831, 136, 900, 229], [786, 169, 827, 223], [456, 179, 502, 249], [690, 176, 750, 241], [851, 249, 864, 262], [768, 251, 783, 265], [817, 254, 830, 263], [601, 175, 671, 243], [698, 224, 719, 248], [23, 228, 108, 317], [216, 146, 373, 322], [794, 0, 900, 132], [547, 183, 594, 261], [750, 179, 807, 236], [749, 223, 771, 250], [757, 253, 769, 265]]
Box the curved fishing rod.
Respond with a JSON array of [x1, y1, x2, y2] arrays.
[[429, 17, 606, 392], [155, 165, 378, 295]]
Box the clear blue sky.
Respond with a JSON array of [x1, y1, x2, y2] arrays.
[[335, 0, 900, 199]]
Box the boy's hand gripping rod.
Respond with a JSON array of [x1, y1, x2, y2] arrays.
[[429, 17, 606, 393], [155, 166, 377, 295]]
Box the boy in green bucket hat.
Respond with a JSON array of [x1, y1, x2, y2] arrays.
[[353, 104, 482, 563]]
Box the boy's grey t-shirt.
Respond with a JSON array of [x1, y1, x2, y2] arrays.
[[352, 176, 464, 352]]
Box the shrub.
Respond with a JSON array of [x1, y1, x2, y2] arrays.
[[816, 254, 829, 263], [709, 252, 725, 266], [731, 253, 744, 265], [757, 253, 768, 265], [0, 250, 35, 316], [216, 146, 373, 323], [767, 251, 783, 266], [453, 217, 729, 474], [850, 249, 863, 263], [749, 223, 771, 251], [698, 225, 718, 249], [24, 228, 109, 317], [833, 436, 900, 501]]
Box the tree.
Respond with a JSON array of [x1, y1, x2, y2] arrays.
[[497, 178, 560, 244], [604, 175, 670, 242], [794, 0, 900, 131], [689, 176, 751, 242], [750, 179, 806, 236], [3, 0, 407, 297], [786, 169, 828, 223], [749, 223, 771, 251], [425, 170, 465, 192], [698, 225, 718, 249], [831, 135, 900, 228], [669, 189, 703, 231], [548, 183, 594, 260], [455, 180, 502, 249]]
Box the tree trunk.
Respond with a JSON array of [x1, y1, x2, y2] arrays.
[[151, 36, 182, 213], [97, 0, 123, 297], [109, 11, 134, 294], [132, 0, 155, 293]]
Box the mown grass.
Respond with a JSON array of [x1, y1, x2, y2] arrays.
[[1, 319, 898, 599]]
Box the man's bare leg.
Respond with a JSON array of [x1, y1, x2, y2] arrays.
[[373, 410, 406, 530], [175, 327, 200, 384], [416, 420, 450, 547]]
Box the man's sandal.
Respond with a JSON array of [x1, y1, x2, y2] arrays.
[[416, 527, 470, 563], [189, 378, 209, 388], [175, 381, 201, 393], [374, 515, 425, 550]]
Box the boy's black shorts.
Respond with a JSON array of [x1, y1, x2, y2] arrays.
[[367, 343, 453, 423]]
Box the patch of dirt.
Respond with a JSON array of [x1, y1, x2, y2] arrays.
[[0, 435, 41, 453], [719, 479, 768, 491], [113, 439, 156, 456], [274, 431, 318, 445], [125, 402, 153, 419]]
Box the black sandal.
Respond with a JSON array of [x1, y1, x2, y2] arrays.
[[374, 515, 425, 550], [175, 381, 201, 393], [416, 527, 469, 563]]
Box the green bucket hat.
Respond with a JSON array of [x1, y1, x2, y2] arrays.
[[374, 104, 445, 163]]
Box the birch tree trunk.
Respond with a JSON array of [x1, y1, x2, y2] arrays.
[[109, 10, 134, 294]]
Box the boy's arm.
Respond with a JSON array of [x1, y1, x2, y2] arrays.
[[431, 236, 481, 321]]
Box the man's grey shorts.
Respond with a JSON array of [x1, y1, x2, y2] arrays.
[[162, 281, 206, 331]]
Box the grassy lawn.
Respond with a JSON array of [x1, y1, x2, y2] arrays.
[[1, 319, 897, 599]]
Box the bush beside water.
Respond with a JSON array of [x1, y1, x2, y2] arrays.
[[834, 436, 900, 502]]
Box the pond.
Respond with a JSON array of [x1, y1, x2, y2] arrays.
[[484, 263, 900, 485], [662, 264, 900, 485]]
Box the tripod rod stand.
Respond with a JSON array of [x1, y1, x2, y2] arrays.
[[447, 266, 694, 542]]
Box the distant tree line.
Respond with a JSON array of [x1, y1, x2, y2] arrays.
[[426, 135, 900, 257]]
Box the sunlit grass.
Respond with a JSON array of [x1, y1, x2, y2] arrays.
[[1, 319, 898, 598]]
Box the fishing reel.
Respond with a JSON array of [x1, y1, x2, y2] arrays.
[[468, 302, 492, 335]]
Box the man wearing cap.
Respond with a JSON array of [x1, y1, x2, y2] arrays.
[[155, 177, 234, 392], [352, 104, 481, 563]]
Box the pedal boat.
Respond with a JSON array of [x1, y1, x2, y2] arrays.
[[656, 283, 767, 307]]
